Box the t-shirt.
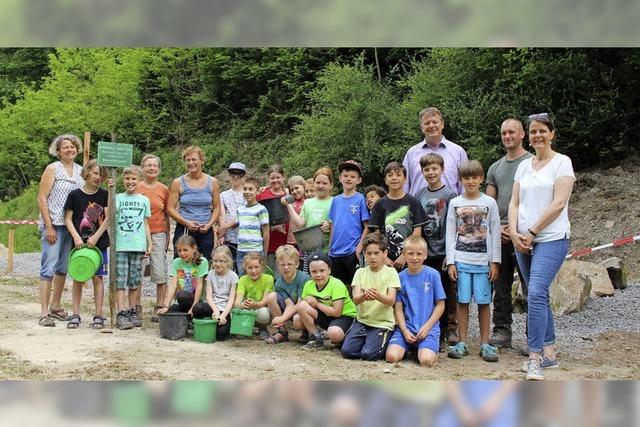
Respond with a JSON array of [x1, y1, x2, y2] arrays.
[[397, 266, 446, 336], [445, 193, 501, 266], [514, 153, 575, 242], [63, 187, 110, 250], [486, 152, 534, 223], [300, 197, 333, 253], [170, 257, 209, 296], [415, 185, 457, 258], [328, 192, 370, 257], [301, 276, 357, 318], [206, 269, 239, 312], [257, 188, 289, 253], [275, 270, 310, 304], [115, 193, 151, 252], [368, 194, 427, 261], [220, 188, 246, 244], [136, 182, 169, 233], [237, 273, 275, 301], [351, 265, 400, 330], [237, 203, 269, 252]]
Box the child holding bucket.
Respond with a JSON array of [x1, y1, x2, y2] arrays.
[[203, 245, 238, 341], [256, 164, 289, 274], [63, 159, 110, 329]]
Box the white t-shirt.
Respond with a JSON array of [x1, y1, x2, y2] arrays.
[[514, 153, 575, 242], [206, 270, 239, 312]]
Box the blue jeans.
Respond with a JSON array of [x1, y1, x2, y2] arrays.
[[39, 225, 73, 281], [516, 238, 569, 354]]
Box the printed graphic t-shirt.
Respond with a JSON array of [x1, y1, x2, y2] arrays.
[[415, 185, 457, 259], [115, 193, 151, 252], [170, 257, 209, 296], [63, 187, 110, 249]]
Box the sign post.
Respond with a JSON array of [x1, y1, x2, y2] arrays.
[[97, 138, 133, 329]]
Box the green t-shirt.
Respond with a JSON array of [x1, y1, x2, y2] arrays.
[[300, 196, 333, 253], [352, 265, 400, 330], [237, 273, 275, 302], [170, 258, 209, 300], [301, 276, 357, 318], [115, 193, 151, 252]]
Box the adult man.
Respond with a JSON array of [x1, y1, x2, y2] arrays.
[[402, 107, 468, 196], [486, 118, 533, 348]]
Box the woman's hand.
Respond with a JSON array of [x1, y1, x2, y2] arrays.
[[511, 232, 530, 253], [186, 220, 200, 232], [45, 226, 57, 244], [198, 223, 212, 233]]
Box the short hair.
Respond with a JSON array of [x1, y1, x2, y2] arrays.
[[48, 134, 83, 158], [313, 166, 333, 185], [364, 185, 386, 198], [141, 154, 161, 169], [267, 164, 285, 177], [123, 165, 144, 179], [418, 107, 444, 123], [501, 118, 524, 131], [458, 160, 484, 179], [243, 251, 265, 269], [275, 244, 300, 264], [383, 161, 406, 178], [527, 113, 555, 132], [211, 245, 234, 270], [181, 145, 205, 161], [288, 175, 306, 189], [419, 153, 445, 169], [244, 176, 260, 189], [404, 235, 428, 252], [362, 232, 388, 252], [81, 159, 107, 181]]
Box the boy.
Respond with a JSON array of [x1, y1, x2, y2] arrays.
[[328, 160, 369, 293], [218, 162, 247, 272], [445, 160, 501, 362], [414, 153, 458, 346], [305, 177, 315, 199], [236, 176, 270, 276], [266, 244, 311, 344], [364, 185, 386, 213], [341, 232, 400, 360], [295, 252, 357, 350], [368, 162, 427, 271], [114, 165, 152, 330], [386, 236, 446, 367]]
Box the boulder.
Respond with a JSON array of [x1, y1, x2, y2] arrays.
[[550, 261, 592, 315], [598, 257, 628, 290]]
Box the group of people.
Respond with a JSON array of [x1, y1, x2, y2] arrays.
[[36, 107, 574, 380]]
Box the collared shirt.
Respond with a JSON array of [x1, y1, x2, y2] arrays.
[[402, 136, 468, 196]]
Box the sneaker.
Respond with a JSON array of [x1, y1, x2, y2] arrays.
[[521, 357, 559, 372], [116, 311, 133, 330], [480, 343, 499, 362], [301, 339, 325, 350], [525, 359, 544, 381], [128, 307, 142, 328], [489, 330, 512, 348], [447, 342, 469, 359]]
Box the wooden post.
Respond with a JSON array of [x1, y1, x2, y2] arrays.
[[7, 228, 15, 273], [83, 131, 91, 167], [108, 133, 117, 328]]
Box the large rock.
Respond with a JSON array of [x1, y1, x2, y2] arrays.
[[550, 261, 592, 315], [598, 257, 628, 290]]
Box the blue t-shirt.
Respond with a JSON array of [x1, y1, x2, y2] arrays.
[[274, 270, 311, 304], [397, 266, 446, 335], [328, 192, 370, 257]]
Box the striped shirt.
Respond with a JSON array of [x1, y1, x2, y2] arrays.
[[237, 203, 269, 252]]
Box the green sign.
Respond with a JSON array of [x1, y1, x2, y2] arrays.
[[97, 141, 133, 168]]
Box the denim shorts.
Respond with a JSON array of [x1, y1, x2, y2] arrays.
[[456, 262, 492, 304], [39, 225, 73, 281]]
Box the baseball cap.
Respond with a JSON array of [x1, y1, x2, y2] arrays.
[[228, 162, 247, 174], [337, 160, 363, 176], [308, 252, 332, 269]]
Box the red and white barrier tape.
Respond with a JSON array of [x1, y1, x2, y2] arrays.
[[566, 234, 640, 259], [0, 219, 39, 225]]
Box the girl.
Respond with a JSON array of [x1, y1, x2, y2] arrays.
[[285, 175, 307, 266], [257, 164, 289, 273], [204, 245, 238, 341], [156, 235, 209, 317]]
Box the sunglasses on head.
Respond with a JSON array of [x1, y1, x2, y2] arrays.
[[528, 112, 549, 121]]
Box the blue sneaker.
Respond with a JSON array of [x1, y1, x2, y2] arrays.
[[480, 343, 499, 362], [447, 342, 469, 359]]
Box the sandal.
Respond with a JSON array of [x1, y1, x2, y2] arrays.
[[38, 315, 56, 327], [49, 307, 69, 321], [91, 315, 106, 329], [66, 314, 81, 329], [265, 328, 289, 344]]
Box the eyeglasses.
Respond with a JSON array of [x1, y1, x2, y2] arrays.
[[528, 112, 549, 121]]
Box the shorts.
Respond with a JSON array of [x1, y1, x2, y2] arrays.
[[115, 252, 144, 290], [39, 225, 72, 281], [388, 327, 440, 354], [146, 232, 168, 284], [94, 248, 109, 277], [316, 311, 354, 334], [456, 262, 492, 304]]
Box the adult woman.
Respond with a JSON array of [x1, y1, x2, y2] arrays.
[[508, 113, 575, 381], [136, 154, 170, 322], [167, 146, 220, 263], [37, 134, 85, 326]]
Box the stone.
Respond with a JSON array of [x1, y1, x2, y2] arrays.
[[587, 264, 615, 297], [598, 257, 628, 290], [550, 261, 592, 315], [604, 220, 615, 229]]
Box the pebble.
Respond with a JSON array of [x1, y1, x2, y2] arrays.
[[383, 368, 391, 373]]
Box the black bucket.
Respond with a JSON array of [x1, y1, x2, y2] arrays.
[[260, 197, 290, 226], [158, 312, 188, 340]]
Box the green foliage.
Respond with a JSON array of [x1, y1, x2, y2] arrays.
[[0, 183, 40, 253]]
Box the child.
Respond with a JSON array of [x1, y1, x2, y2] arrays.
[[328, 160, 369, 292], [295, 252, 357, 350], [445, 160, 501, 362], [266, 244, 311, 344], [386, 235, 446, 367], [414, 153, 458, 346], [341, 232, 400, 360], [257, 165, 289, 273], [233, 252, 280, 339], [368, 162, 427, 271], [156, 234, 209, 319], [114, 165, 152, 330], [204, 245, 238, 341], [236, 176, 270, 276], [217, 162, 247, 272], [305, 177, 315, 199], [63, 159, 110, 329], [285, 175, 306, 253], [364, 185, 386, 213]]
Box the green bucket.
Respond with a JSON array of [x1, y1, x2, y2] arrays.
[[193, 318, 217, 343], [68, 246, 103, 282], [230, 308, 257, 337]]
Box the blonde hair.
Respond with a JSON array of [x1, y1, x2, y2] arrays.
[[212, 245, 234, 270], [48, 134, 82, 158], [242, 252, 265, 270], [275, 244, 300, 264], [123, 165, 143, 179], [404, 235, 428, 252], [81, 159, 107, 181], [181, 145, 205, 161], [288, 175, 306, 189]]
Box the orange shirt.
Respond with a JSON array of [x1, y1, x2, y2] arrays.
[[136, 181, 169, 233]]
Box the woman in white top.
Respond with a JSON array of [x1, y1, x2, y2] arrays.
[[509, 113, 575, 380]]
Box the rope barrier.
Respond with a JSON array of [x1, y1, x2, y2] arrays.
[[566, 234, 640, 259], [0, 220, 39, 225]]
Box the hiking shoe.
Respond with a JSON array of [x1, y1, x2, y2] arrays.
[[302, 339, 325, 350], [521, 357, 559, 372], [127, 307, 142, 327], [489, 330, 512, 348], [525, 359, 544, 381], [258, 329, 270, 340], [447, 342, 469, 359], [116, 311, 133, 330], [445, 330, 460, 345], [298, 330, 310, 343], [480, 343, 499, 362]]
